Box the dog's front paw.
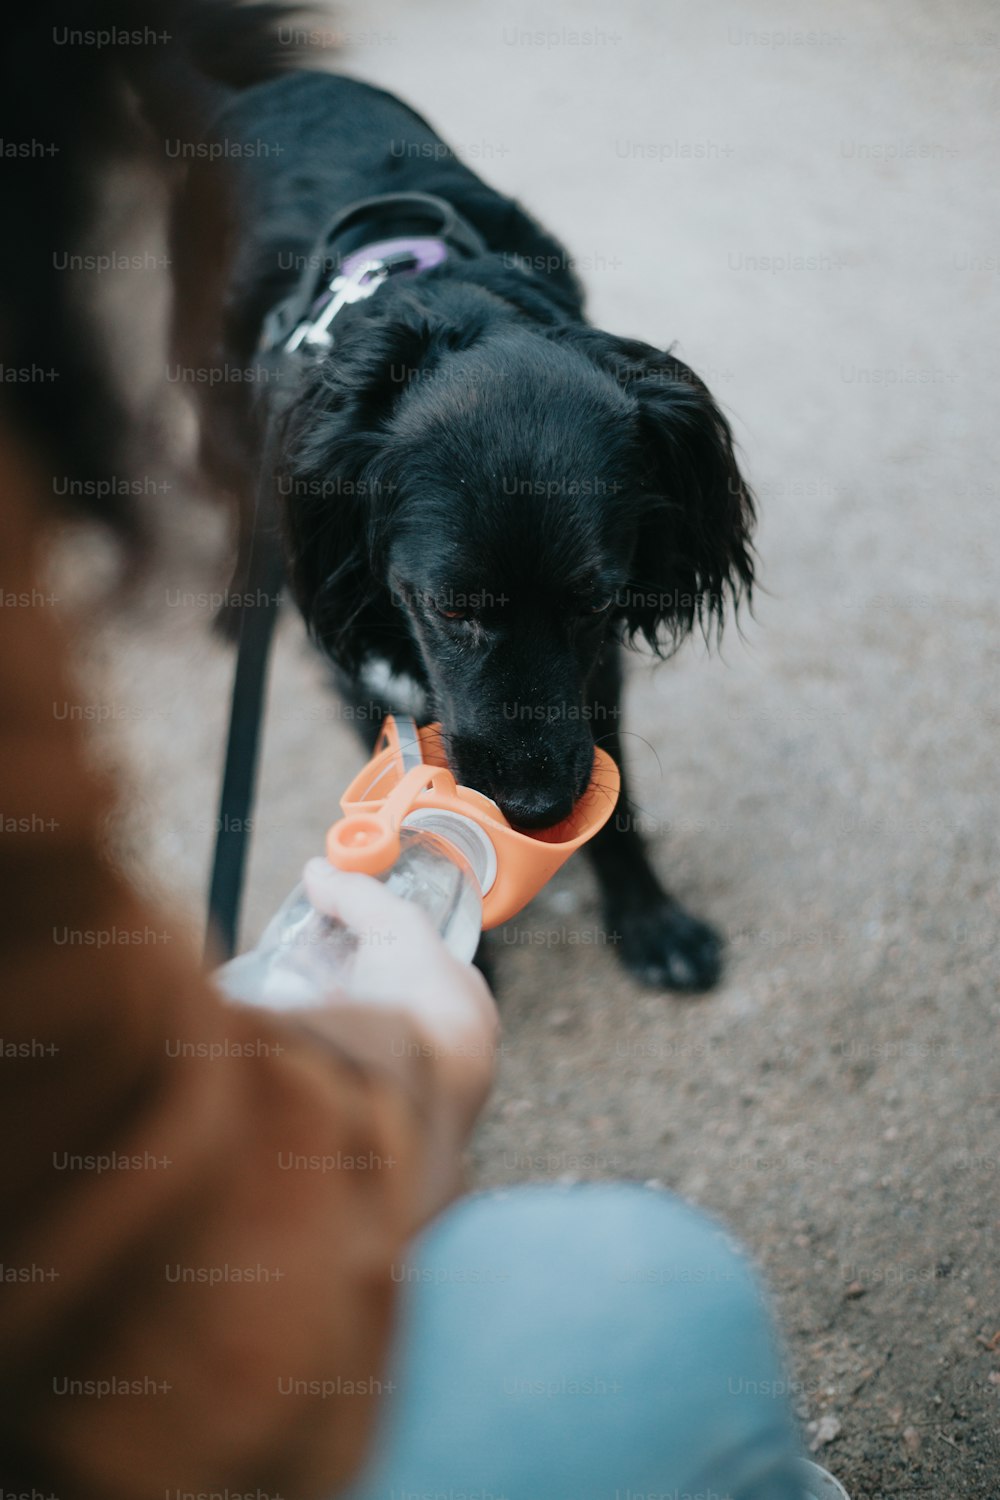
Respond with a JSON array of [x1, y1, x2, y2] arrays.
[[611, 900, 723, 993]]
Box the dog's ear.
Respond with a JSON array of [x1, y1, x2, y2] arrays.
[[277, 303, 452, 671], [547, 326, 756, 652]]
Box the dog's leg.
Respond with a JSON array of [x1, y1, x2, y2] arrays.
[[584, 644, 723, 992]]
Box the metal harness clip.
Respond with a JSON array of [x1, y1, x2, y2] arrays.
[[283, 249, 419, 354]]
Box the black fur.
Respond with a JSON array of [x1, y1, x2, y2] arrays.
[[171, 69, 756, 991]]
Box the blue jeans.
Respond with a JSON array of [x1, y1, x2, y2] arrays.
[[345, 1184, 806, 1500]]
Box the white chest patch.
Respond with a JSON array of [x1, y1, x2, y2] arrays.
[[358, 657, 428, 717]]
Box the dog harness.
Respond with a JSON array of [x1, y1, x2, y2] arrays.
[[258, 191, 489, 355]]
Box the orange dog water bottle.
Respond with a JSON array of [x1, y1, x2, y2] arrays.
[[216, 715, 619, 1007]]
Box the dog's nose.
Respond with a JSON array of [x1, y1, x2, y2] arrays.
[[448, 734, 594, 831], [493, 785, 577, 830]]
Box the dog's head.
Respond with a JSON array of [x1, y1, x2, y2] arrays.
[[279, 289, 754, 827]]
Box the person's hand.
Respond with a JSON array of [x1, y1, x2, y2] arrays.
[[297, 858, 499, 1127]]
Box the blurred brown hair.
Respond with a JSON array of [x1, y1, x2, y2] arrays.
[[0, 1, 316, 537]]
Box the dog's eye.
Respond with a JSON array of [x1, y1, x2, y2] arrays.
[[582, 595, 614, 615], [434, 603, 471, 622]]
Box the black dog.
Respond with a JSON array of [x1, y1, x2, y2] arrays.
[[170, 66, 755, 991]]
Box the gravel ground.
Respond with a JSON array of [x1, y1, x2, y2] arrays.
[[72, 3, 999, 1496]]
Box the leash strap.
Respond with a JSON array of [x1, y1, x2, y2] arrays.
[[204, 407, 286, 962], [205, 538, 282, 961]]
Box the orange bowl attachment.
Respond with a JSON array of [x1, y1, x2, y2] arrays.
[[326, 716, 620, 929]]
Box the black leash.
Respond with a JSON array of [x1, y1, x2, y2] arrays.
[[204, 525, 283, 961], [204, 192, 489, 960], [204, 419, 284, 961]]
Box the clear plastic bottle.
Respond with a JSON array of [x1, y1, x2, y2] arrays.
[[215, 822, 484, 1010]]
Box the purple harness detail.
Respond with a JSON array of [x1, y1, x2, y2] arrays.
[[259, 192, 489, 355], [339, 235, 450, 279], [281, 235, 450, 354]]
